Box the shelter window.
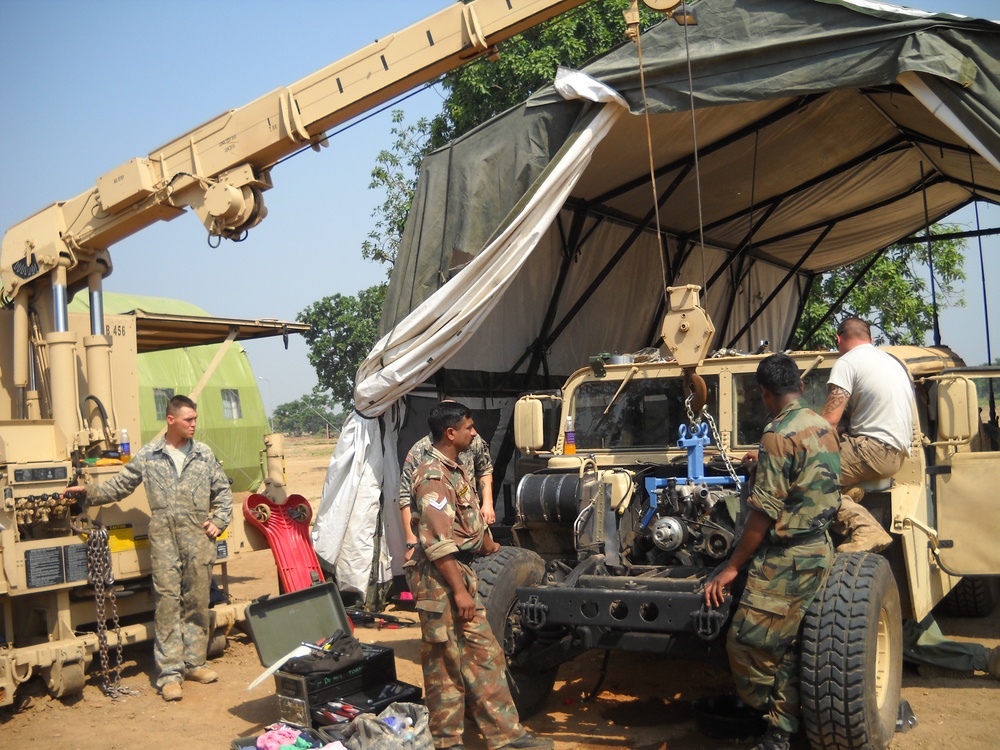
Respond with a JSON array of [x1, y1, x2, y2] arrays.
[[153, 388, 175, 421], [222, 389, 243, 420], [572, 375, 719, 450]]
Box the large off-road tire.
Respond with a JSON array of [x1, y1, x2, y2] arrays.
[[800, 552, 902, 750], [471, 546, 557, 718], [935, 576, 998, 618]]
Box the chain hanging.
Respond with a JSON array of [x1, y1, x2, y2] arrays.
[[685, 393, 742, 492], [85, 522, 138, 699]]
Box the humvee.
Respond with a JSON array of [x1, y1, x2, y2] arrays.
[[473, 286, 999, 750]]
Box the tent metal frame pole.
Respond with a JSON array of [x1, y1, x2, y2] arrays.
[[726, 223, 835, 349], [793, 248, 888, 348], [704, 202, 780, 292], [785, 273, 817, 350], [898, 225, 1000, 244], [716, 254, 750, 349], [701, 136, 909, 234], [542, 166, 692, 347], [753, 174, 948, 250], [497, 211, 590, 390], [591, 96, 821, 206]]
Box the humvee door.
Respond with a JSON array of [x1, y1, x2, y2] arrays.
[[933, 370, 1000, 576]]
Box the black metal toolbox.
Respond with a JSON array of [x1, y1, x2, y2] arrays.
[[244, 582, 419, 728]]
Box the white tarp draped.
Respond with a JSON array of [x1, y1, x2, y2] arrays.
[[312, 70, 627, 594]]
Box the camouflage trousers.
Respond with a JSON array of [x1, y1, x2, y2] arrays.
[[410, 569, 523, 749], [726, 540, 832, 734], [149, 511, 216, 688]]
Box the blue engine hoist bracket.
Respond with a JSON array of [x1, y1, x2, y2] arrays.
[[640, 422, 746, 529]]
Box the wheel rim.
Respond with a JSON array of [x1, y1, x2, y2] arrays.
[[503, 599, 522, 659], [874, 603, 892, 708]]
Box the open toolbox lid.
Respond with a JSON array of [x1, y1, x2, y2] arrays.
[[245, 582, 352, 667]]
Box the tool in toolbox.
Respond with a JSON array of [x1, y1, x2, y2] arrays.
[[248, 643, 312, 691], [243, 493, 323, 593], [346, 607, 416, 629]]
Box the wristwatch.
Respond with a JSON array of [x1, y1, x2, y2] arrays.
[[405, 542, 418, 550]]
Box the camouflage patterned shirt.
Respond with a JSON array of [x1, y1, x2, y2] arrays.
[[398, 433, 492, 510], [86, 436, 233, 532], [411, 446, 488, 563], [750, 398, 840, 545]]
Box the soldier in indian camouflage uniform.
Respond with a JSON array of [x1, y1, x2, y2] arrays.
[[63, 396, 231, 702], [405, 402, 551, 750], [400, 430, 494, 561], [705, 354, 840, 750]]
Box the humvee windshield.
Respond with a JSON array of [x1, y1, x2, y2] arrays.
[[571, 375, 720, 450], [732, 367, 833, 447]]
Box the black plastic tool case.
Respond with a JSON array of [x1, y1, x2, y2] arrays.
[[244, 583, 417, 728]]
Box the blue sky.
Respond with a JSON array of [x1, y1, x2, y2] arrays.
[[1, 0, 997, 416]]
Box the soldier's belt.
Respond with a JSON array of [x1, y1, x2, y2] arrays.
[[771, 528, 829, 547]]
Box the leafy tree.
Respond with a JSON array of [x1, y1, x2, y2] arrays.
[[273, 392, 344, 436], [297, 284, 387, 409], [793, 225, 966, 349], [362, 111, 430, 270], [429, 0, 657, 148]]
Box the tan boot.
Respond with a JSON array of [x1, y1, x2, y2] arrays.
[[184, 666, 218, 683], [835, 495, 892, 553], [844, 486, 865, 503], [161, 681, 183, 701]]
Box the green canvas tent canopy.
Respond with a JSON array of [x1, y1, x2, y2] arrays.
[[69, 292, 306, 492], [313, 0, 1000, 598]]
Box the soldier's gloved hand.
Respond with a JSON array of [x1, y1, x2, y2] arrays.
[[62, 485, 86, 501]]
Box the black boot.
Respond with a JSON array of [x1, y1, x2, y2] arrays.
[[752, 725, 790, 750]]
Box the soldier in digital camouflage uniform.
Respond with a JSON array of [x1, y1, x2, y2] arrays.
[[405, 401, 551, 750], [64, 395, 231, 702], [400, 429, 494, 560], [706, 354, 840, 750]]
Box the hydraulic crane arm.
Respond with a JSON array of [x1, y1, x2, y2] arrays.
[[0, 0, 590, 302]]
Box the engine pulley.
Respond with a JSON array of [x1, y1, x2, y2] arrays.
[[651, 515, 687, 551]]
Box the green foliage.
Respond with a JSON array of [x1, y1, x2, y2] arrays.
[[793, 225, 966, 349], [297, 284, 387, 409], [429, 0, 655, 148], [362, 111, 431, 269], [360, 0, 659, 271], [273, 392, 344, 436]]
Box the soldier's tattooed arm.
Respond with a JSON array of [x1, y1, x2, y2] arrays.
[[821, 384, 850, 429]]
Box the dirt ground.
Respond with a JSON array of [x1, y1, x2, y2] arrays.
[[2, 436, 997, 749]]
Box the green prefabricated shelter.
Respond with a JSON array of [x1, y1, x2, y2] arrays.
[[69, 292, 294, 492]]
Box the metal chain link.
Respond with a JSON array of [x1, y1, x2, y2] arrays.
[[702, 408, 742, 492], [85, 524, 137, 699], [685, 393, 742, 492]]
